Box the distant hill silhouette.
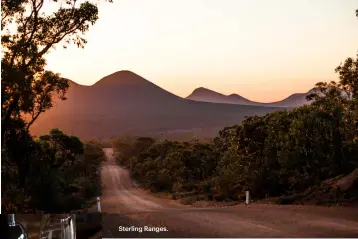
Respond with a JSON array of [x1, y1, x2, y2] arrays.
[[30, 71, 283, 140], [187, 87, 314, 108]]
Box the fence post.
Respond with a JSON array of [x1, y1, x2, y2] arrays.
[[245, 191, 250, 205], [97, 197, 101, 212]]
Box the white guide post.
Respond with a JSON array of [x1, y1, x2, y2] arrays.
[[97, 197, 101, 212], [245, 191, 250, 205]]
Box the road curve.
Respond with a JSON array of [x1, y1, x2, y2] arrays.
[[100, 148, 358, 238]]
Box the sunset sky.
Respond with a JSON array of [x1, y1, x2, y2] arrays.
[[45, 0, 358, 102]]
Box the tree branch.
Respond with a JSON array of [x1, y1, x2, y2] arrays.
[[26, 85, 52, 131], [26, 18, 87, 68]]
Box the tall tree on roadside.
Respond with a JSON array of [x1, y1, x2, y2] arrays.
[[308, 9, 358, 141], [335, 53, 358, 141], [1, 0, 110, 144], [337, 9, 358, 140], [1, 0, 110, 209]]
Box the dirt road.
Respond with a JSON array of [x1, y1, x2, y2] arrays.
[[100, 148, 358, 238]]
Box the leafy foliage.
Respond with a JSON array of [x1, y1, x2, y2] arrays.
[[1, 0, 100, 143], [1, 0, 109, 213], [2, 129, 105, 213]]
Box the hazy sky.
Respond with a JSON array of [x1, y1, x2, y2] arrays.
[[45, 0, 358, 102]]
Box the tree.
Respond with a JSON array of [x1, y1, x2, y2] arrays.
[[1, 0, 110, 212], [336, 9, 358, 140], [335, 54, 358, 140], [37, 128, 84, 169], [1, 0, 104, 144], [2, 129, 105, 213]]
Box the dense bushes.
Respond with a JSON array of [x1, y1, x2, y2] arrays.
[[113, 79, 358, 203], [2, 128, 105, 213], [113, 138, 218, 194], [212, 99, 358, 200]]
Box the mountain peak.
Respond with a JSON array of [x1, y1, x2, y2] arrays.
[[190, 87, 224, 96], [192, 87, 213, 93], [94, 70, 151, 86]]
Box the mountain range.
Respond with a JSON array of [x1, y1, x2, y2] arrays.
[[30, 71, 305, 140], [186, 87, 314, 108]]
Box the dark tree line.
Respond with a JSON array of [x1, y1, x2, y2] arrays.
[[2, 129, 106, 213]]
